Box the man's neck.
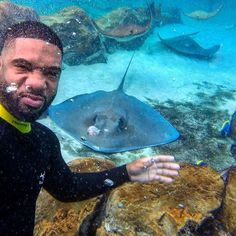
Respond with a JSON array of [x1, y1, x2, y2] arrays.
[[0, 104, 31, 133]]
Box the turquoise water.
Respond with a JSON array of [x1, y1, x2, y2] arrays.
[[7, 0, 236, 170]]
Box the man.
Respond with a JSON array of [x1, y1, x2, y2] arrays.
[[0, 21, 180, 235]]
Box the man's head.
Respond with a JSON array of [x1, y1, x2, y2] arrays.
[[0, 21, 63, 122]]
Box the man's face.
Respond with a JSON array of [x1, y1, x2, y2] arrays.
[[0, 38, 62, 121]]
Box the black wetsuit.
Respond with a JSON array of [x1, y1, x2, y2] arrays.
[[0, 118, 129, 235]]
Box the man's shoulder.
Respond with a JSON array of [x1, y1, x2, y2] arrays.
[[32, 121, 58, 142]]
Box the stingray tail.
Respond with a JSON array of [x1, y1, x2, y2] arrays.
[[89, 17, 105, 35], [117, 51, 135, 91], [204, 44, 221, 58]]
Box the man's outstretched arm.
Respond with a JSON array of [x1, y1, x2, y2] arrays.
[[43, 134, 180, 202]]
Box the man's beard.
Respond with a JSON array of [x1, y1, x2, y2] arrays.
[[0, 81, 55, 122]]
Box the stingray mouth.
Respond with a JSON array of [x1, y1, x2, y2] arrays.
[[87, 125, 101, 136]]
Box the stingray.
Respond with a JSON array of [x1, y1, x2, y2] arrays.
[[90, 3, 154, 42], [158, 32, 220, 59], [49, 53, 180, 153], [183, 3, 223, 20]]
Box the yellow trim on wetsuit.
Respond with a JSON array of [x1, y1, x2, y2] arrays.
[[0, 104, 31, 133]]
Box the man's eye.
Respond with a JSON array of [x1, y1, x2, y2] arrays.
[[45, 71, 60, 80], [15, 65, 31, 72]]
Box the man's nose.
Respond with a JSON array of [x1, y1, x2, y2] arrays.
[[26, 70, 47, 91]]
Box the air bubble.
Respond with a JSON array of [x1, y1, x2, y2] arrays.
[[104, 178, 114, 187], [6, 83, 18, 93]]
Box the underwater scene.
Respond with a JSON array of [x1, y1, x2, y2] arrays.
[[1, 0, 236, 234]]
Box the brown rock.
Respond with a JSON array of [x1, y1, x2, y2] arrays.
[[218, 165, 236, 235], [0, 2, 39, 50], [96, 7, 149, 30], [96, 163, 224, 235], [41, 6, 107, 66], [34, 157, 116, 236]]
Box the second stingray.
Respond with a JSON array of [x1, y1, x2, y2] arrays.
[[158, 32, 220, 59], [49, 53, 180, 153]]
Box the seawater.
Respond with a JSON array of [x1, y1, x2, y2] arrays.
[[8, 0, 236, 170]]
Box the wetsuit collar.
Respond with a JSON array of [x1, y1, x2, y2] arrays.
[[0, 104, 31, 133]]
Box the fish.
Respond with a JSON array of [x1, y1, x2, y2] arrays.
[[49, 52, 180, 153], [183, 3, 223, 20], [221, 111, 236, 140], [158, 32, 220, 59], [90, 3, 154, 42]]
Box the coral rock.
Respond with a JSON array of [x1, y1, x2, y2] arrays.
[[218, 165, 236, 235], [41, 6, 106, 66], [0, 2, 39, 49], [96, 163, 224, 235]]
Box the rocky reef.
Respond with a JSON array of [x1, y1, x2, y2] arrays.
[[34, 157, 236, 235], [40, 3, 181, 65], [218, 165, 236, 235], [41, 6, 107, 66], [0, 2, 39, 50], [40, 5, 154, 64], [0, 2, 182, 65]]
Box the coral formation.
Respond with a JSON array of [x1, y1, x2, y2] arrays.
[[35, 158, 234, 236]]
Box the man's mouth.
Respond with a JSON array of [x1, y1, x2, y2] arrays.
[[21, 94, 45, 109]]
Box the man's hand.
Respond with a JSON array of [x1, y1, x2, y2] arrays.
[[126, 155, 180, 183]]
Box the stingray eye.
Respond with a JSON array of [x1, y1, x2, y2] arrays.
[[118, 117, 127, 130]]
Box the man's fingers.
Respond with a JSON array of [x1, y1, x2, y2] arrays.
[[152, 168, 179, 176], [148, 167, 179, 177], [143, 156, 177, 168], [151, 155, 175, 163], [154, 162, 180, 170], [154, 175, 174, 183]]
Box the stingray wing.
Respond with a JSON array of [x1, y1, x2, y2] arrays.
[[49, 90, 179, 153]]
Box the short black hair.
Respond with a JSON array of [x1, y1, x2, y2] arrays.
[[1, 21, 63, 54]]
